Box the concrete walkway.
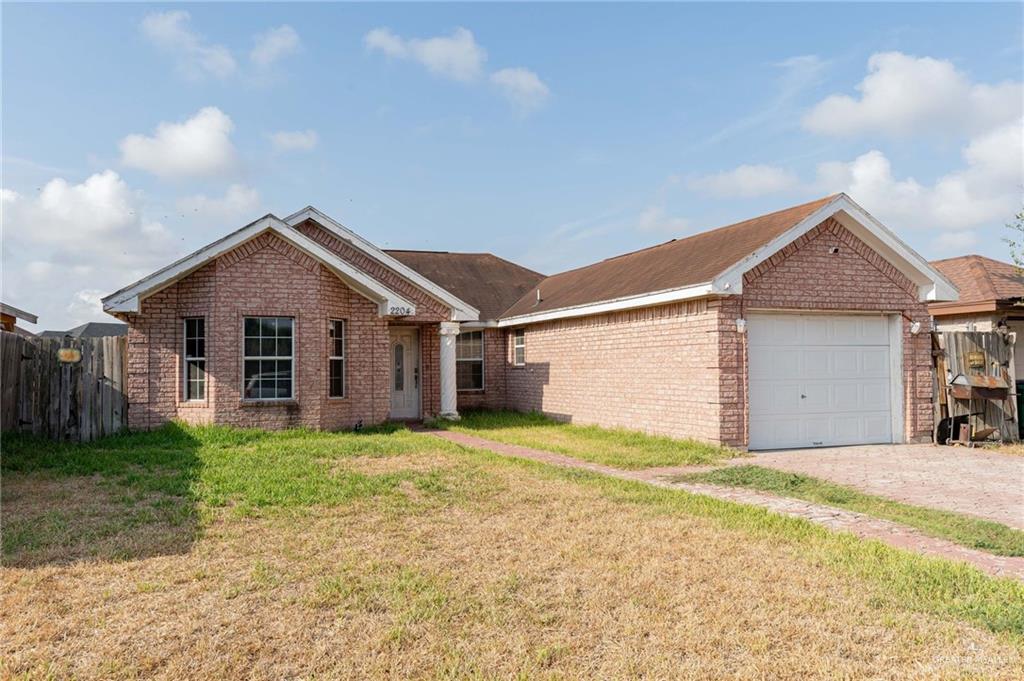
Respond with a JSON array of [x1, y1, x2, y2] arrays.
[[429, 429, 1024, 581], [743, 444, 1024, 530]]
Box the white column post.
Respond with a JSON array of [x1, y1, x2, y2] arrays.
[[438, 321, 460, 420]]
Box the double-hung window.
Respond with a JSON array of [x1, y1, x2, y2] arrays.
[[512, 329, 526, 366], [456, 330, 484, 391], [328, 319, 346, 398], [183, 318, 206, 400], [243, 317, 294, 400]]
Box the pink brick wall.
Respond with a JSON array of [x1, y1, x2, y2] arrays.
[[504, 217, 933, 447], [737, 217, 933, 445], [295, 220, 451, 323], [504, 300, 724, 442], [124, 232, 412, 431]]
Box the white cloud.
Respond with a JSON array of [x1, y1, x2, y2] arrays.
[[2, 170, 183, 328], [816, 121, 1023, 234], [490, 68, 550, 112], [250, 25, 300, 66], [636, 206, 690, 234], [176, 184, 261, 222], [140, 11, 236, 80], [268, 129, 319, 152], [119, 107, 237, 179], [933, 231, 978, 254], [365, 27, 486, 82], [65, 290, 106, 326], [3, 170, 171, 259], [687, 164, 801, 198], [803, 51, 1022, 138]]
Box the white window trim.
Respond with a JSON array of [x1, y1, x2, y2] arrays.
[[328, 319, 346, 399], [456, 330, 485, 392], [183, 317, 206, 402], [512, 329, 526, 366], [242, 316, 296, 402]]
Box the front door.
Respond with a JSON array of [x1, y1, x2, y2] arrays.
[[390, 328, 420, 419]]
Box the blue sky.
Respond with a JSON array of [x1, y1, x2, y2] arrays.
[[3, 2, 1022, 330]]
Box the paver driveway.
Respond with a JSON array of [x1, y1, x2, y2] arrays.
[[744, 444, 1024, 529]]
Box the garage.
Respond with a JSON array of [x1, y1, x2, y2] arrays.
[[747, 313, 901, 450]]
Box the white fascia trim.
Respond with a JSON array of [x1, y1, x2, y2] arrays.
[[284, 206, 480, 322], [711, 193, 959, 303], [461, 320, 499, 329], [1, 303, 38, 324], [101, 216, 417, 317], [496, 282, 717, 327]]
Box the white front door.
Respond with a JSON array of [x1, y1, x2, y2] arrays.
[[748, 313, 896, 450], [390, 328, 420, 419]]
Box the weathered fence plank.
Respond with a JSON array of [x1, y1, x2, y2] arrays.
[[0, 331, 128, 442]]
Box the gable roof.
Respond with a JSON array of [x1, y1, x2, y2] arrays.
[[102, 215, 418, 317], [499, 193, 958, 325], [41, 322, 127, 339], [930, 255, 1024, 313], [285, 207, 479, 321], [385, 250, 544, 321]]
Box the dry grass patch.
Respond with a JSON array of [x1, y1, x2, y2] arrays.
[[2, 427, 1023, 679]]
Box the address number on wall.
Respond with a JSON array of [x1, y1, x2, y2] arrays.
[[389, 306, 413, 316]]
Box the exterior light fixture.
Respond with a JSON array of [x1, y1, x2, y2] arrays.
[[910, 321, 922, 335], [735, 318, 747, 334]]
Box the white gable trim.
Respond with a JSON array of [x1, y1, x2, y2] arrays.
[[284, 206, 480, 321], [710, 194, 959, 303], [101, 215, 417, 317]]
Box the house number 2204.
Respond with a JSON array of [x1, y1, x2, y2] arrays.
[[389, 306, 413, 316]]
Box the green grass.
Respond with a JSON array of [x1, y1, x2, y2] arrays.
[[456, 447, 1024, 637], [4, 422, 1024, 638], [439, 409, 735, 469], [677, 465, 1024, 557], [1, 422, 482, 561]]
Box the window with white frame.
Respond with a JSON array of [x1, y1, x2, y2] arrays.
[[456, 330, 484, 391], [243, 317, 294, 400], [328, 319, 345, 398], [513, 328, 525, 366], [183, 317, 206, 400]]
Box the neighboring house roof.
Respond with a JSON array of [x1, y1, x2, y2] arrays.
[[40, 322, 128, 339], [102, 214, 419, 318], [385, 250, 544, 321], [929, 255, 1024, 315], [1, 302, 38, 324], [499, 193, 958, 325]]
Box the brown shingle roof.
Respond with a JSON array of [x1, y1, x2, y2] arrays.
[[385, 250, 544, 321], [502, 195, 839, 319], [930, 255, 1024, 307]]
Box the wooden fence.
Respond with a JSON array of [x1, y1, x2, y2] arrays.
[[932, 330, 1019, 444], [1, 331, 128, 441]]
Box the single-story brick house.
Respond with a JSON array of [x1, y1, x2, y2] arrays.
[[929, 255, 1024, 374], [103, 193, 957, 449]]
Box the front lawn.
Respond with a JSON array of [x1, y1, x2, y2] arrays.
[[2, 424, 1023, 678], [678, 465, 1024, 557], [440, 409, 734, 469]]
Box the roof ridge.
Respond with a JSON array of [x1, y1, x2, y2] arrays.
[[969, 256, 1000, 300]]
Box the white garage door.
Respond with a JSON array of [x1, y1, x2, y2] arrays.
[[748, 313, 896, 450]]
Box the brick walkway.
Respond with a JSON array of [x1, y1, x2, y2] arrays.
[[429, 429, 1024, 581], [743, 444, 1024, 530]]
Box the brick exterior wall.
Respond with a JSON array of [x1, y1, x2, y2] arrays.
[[737, 218, 933, 445], [504, 300, 723, 442], [503, 218, 933, 447], [122, 215, 933, 446], [123, 232, 446, 431]]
